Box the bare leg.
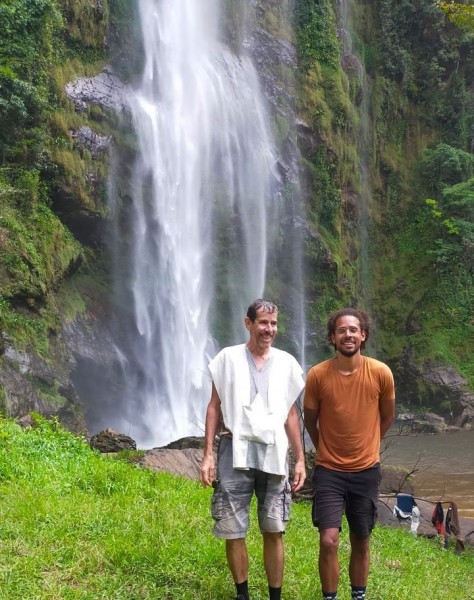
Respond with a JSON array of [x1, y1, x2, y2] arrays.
[[263, 531, 284, 587], [349, 532, 370, 587], [226, 538, 249, 584], [319, 528, 340, 592]]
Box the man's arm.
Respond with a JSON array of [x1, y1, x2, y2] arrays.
[[303, 406, 319, 450], [379, 367, 396, 438], [380, 395, 395, 439], [285, 403, 306, 492], [303, 369, 320, 450], [199, 383, 221, 487]]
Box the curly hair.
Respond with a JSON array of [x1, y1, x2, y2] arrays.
[[246, 299, 278, 323], [327, 307, 370, 349]]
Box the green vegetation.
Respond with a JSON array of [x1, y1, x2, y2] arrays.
[[60, 0, 109, 51], [293, 0, 474, 401], [294, 0, 362, 341], [0, 0, 115, 360], [0, 0, 128, 430], [437, 0, 474, 29], [0, 167, 82, 354], [294, 0, 340, 68], [0, 416, 472, 599]]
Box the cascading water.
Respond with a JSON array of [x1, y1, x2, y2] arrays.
[[107, 0, 290, 448]]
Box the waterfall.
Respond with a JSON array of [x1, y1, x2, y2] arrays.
[[107, 0, 288, 448]]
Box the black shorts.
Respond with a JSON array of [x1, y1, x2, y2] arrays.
[[311, 464, 381, 538]]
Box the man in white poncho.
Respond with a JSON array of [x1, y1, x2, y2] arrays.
[[200, 299, 305, 600]]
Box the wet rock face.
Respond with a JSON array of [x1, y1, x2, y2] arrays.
[[54, 67, 124, 246], [392, 350, 474, 430], [0, 294, 120, 436], [51, 187, 105, 247], [0, 343, 87, 435], [65, 66, 127, 113], [71, 127, 111, 157], [220, 0, 300, 184], [244, 26, 297, 119], [423, 365, 468, 390]]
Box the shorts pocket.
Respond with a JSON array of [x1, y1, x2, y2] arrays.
[[281, 480, 292, 522], [211, 482, 224, 521], [370, 498, 378, 530], [311, 494, 318, 527]]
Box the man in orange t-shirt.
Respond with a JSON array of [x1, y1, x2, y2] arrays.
[[304, 308, 395, 600]]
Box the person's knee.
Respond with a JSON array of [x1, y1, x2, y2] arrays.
[[263, 531, 283, 546], [227, 537, 246, 547], [320, 529, 339, 554], [349, 533, 370, 555]]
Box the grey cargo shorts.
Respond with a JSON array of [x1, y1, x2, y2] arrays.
[[211, 436, 291, 539]]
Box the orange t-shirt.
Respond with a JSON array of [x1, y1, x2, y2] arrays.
[[304, 356, 395, 472]]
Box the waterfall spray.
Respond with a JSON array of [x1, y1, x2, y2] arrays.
[[108, 0, 283, 447]]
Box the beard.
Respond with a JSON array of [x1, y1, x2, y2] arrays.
[[336, 343, 361, 357]]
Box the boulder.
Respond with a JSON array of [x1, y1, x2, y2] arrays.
[[90, 428, 136, 453], [164, 436, 205, 450], [140, 447, 203, 480], [138, 436, 206, 479], [422, 412, 447, 432], [455, 402, 474, 429], [410, 420, 441, 434], [397, 412, 416, 422], [391, 349, 474, 429]]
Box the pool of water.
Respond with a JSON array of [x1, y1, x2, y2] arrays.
[[382, 429, 474, 521]]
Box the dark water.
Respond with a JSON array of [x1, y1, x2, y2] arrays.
[[382, 429, 474, 521]]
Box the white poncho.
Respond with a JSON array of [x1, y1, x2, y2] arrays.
[[209, 344, 304, 476]]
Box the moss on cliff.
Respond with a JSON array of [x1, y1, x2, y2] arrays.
[[0, 0, 122, 424], [368, 1, 474, 388], [295, 0, 474, 401], [295, 0, 362, 348]]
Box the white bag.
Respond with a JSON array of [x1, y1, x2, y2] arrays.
[[239, 392, 276, 445]]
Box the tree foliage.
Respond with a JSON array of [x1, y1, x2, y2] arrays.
[[0, 0, 62, 83], [421, 143, 474, 192], [0, 67, 45, 163], [294, 0, 340, 68], [437, 1, 474, 29]]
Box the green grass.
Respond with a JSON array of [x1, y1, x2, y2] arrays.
[[0, 416, 472, 599]]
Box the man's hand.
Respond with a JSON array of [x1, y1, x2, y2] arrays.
[[200, 384, 221, 487], [290, 458, 306, 493], [199, 454, 216, 487]]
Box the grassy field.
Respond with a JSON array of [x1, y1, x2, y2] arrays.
[[0, 416, 472, 600]]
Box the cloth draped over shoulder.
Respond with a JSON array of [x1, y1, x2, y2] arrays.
[[209, 344, 304, 476]]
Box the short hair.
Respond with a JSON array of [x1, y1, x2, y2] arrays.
[[246, 299, 278, 323], [327, 307, 370, 348]]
